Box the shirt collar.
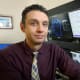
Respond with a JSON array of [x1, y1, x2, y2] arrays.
[[38, 42, 49, 55], [23, 40, 34, 55], [23, 40, 48, 55]]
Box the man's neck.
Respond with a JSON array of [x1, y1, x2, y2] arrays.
[[25, 40, 42, 51]]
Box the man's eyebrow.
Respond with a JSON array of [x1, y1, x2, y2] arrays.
[[29, 19, 49, 23]]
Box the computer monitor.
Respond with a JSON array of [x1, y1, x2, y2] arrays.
[[49, 12, 72, 41], [68, 9, 80, 39]]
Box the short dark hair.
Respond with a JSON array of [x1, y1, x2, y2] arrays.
[[21, 4, 48, 24]]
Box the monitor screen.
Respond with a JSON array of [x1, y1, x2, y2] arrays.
[[68, 9, 80, 38], [49, 12, 72, 41]]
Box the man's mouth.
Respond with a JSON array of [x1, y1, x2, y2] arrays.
[[35, 35, 44, 39]]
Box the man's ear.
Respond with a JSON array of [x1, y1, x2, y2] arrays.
[[20, 22, 25, 32]]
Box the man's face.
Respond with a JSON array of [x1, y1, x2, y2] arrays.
[[21, 10, 49, 45]]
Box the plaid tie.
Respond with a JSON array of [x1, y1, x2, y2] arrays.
[[31, 52, 40, 80]]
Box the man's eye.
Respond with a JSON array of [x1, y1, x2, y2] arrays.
[[43, 23, 48, 27], [30, 22, 37, 26]]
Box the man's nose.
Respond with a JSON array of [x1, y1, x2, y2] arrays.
[[37, 25, 44, 32]]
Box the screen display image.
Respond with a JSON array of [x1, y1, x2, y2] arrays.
[[68, 9, 80, 38], [49, 12, 73, 41]]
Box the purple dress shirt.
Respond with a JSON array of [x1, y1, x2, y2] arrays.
[[0, 41, 80, 80]]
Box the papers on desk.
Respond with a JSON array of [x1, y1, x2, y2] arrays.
[[70, 51, 80, 63]]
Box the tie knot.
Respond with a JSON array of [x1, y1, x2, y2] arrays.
[[33, 51, 38, 58]]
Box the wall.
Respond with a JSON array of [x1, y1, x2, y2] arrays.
[[0, 0, 73, 43]]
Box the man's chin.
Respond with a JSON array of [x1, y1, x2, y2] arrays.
[[34, 40, 44, 45]]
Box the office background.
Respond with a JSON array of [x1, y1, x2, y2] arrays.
[[0, 0, 74, 43], [0, 0, 80, 79]]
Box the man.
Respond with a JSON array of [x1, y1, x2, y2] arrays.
[[0, 4, 80, 80]]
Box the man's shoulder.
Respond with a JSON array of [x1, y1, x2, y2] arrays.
[[0, 41, 24, 55], [0, 41, 25, 70], [43, 41, 59, 48], [43, 41, 64, 52], [10, 41, 24, 50]]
